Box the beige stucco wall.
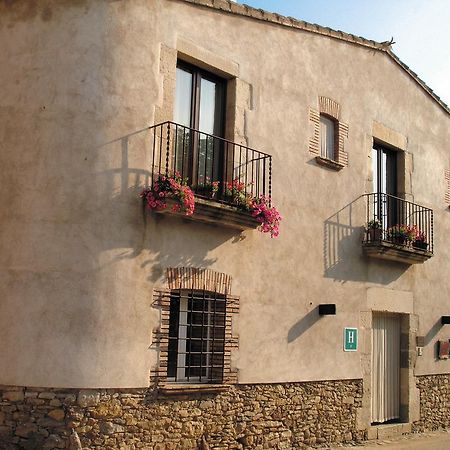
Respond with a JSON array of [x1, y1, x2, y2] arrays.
[[0, 0, 449, 389]]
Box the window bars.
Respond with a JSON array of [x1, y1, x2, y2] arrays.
[[167, 290, 226, 384]]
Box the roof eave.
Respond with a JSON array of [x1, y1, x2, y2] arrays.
[[176, 0, 449, 115]]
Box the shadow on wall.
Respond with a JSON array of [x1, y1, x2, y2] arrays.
[[424, 318, 443, 348], [287, 306, 321, 343], [323, 196, 408, 284], [95, 128, 240, 283]]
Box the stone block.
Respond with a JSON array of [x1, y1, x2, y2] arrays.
[[377, 424, 402, 439], [77, 390, 100, 407], [43, 434, 65, 449], [39, 392, 56, 400], [3, 391, 24, 402], [366, 427, 378, 440], [343, 396, 354, 404], [48, 409, 65, 422], [402, 423, 412, 433], [100, 421, 124, 435], [15, 423, 38, 438]]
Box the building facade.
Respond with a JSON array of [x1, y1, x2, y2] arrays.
[[1, 0, 449, 448]]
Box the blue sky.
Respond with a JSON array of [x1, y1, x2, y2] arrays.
[[237, 0, 450, 105]]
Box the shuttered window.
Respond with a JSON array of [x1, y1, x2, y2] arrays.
[[371, 312, 401, 423]]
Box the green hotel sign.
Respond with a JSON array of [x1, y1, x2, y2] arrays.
[[344, 327, 358, 352]]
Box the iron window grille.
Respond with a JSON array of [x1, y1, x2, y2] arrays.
[[167, 289, 226, 384]]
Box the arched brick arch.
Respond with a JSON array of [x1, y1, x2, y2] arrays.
[[166, 267, 232, 295]]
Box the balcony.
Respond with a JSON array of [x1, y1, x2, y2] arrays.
[[146, 121, 272, 230], [362, 193, 434, 264]]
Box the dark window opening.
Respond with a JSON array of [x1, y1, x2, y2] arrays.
[[372, 143, 398, 228], [320, 114, 337, 161], [167, 290, 226, 384]]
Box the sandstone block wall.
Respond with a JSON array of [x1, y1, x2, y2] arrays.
[[413, 374, 450, 432], [0, 380, 363, 449]]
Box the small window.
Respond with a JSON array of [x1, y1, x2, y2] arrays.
[[320, 115, 336, 161], [167, 290, 226, 383]]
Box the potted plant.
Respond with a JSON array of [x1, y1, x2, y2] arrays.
[[411, 226, 428, 250], [223, 178, 253, 210], [386, 224, 415, 246], [366, 219, 382, 242], [192, 177, 220, 199], [140, 172, 195, 216]]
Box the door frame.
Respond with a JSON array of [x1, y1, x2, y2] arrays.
[[175, 60, 227, 186], [358, 309, 420, 432], [371, 312, 401, 424]]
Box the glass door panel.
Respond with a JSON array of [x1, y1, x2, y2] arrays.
[[174, 67, 193, 179], [173, 62, 225, 188], [373, 145, 398, 232], [197, 77, 224, 185], [174, 67, 193, 127]]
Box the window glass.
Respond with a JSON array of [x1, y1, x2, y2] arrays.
[[174, 62, 226, 186], [320, 115, 335, 160], [174, 67, 193, 127]]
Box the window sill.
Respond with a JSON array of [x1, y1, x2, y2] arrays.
[[315, 155, 344, 171], [153, 197, 260, 231], [158, 383, 230, 395]]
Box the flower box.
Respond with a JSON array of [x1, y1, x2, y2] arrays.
[[412, 240, 429, 251], [153, 197, 260, 231], [362, 240, 433, 264], [141, 174, 281, 236]]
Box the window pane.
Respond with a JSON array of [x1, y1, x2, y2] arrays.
[[198, 78, 223, 184], [372, 147, 379, 193], [174, 68, 193, 177], [174, 68, 192, 127], [320, 116, 335, 160]]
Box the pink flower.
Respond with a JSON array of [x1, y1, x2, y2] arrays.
[[140, 173, 195, 216], [250, 196, 282, 238]]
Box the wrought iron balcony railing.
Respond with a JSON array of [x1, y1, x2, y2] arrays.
[[363, 193, 434, 254], [148, 121, 272, 206]]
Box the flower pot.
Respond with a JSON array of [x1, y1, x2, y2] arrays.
[[413, 240, 428, 251], [368, 228, 382, 242], [390, 236, 407, 246]]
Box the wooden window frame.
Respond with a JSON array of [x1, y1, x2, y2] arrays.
[[175, 61, 227, 186]]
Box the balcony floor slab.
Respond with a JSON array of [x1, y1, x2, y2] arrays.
[[152, 197, 259, 231], [362, 241, 433, 264]]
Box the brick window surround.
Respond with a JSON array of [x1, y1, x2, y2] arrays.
[[445, 169, 450, 205], [309, 96, 349, 169], [151, 268, 239, 386]]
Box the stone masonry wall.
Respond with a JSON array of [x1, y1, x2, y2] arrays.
[[413, 374, 450, 432], [0, 380, 364, 450]]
